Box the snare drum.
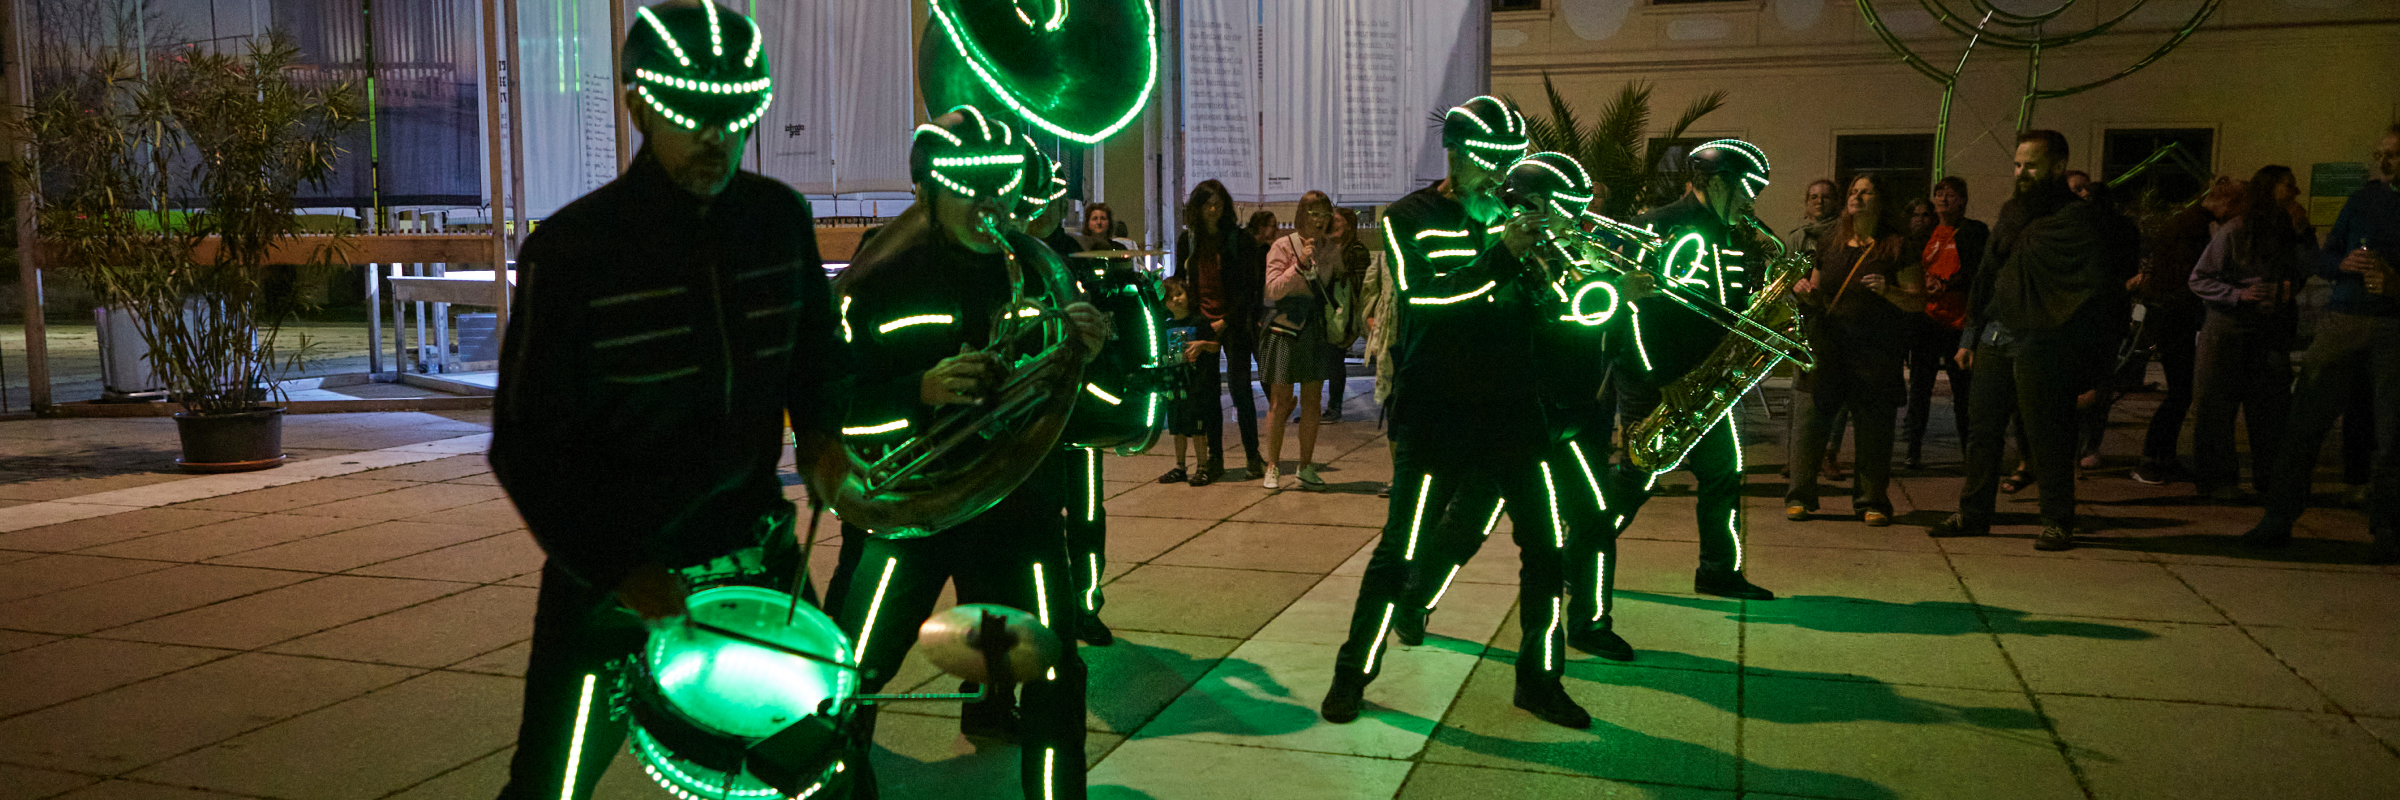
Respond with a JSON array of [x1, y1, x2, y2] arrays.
[[622, 585, 860, 800]]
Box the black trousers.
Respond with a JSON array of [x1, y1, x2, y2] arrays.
[[1206, 334, 1264, 469], [1334, 418, 1566, 686], [2344, 375, 2377, 486], [2191, 311, 2292, 494], [1552, 430, 1624, 636], [497, 518, 808, 800], [2142, 307, 2202, 468], [1960, 335, 2084, 529], [1064, 447, 1107, 618], [1611, 381, 1751, 575], [834, 504, 1086, 800], [1903, 316, 1971, 457], [2264, 312, 2400, 529]]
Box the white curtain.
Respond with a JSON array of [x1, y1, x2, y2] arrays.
[[512, 0, 618, 218], [1184, 0, 1482, 206], [749, 0, 914, 195]]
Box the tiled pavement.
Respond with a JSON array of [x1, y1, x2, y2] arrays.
[[0, 388, 2394, 800]]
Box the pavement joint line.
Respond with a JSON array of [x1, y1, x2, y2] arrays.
[[2146, 560, 2400, 758], [0, 432, 492, 533], [1935, 541, 2100, 799], [370, 742, 517, 800]]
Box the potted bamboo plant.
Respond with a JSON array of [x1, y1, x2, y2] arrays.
[[13, 34, 361, 470]]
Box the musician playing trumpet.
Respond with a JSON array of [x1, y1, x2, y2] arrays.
[[824, 106, 1107, 800]]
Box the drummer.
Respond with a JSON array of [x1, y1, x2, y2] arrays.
[[828, 106, 1108, 800], [487, 4, 849, 800]]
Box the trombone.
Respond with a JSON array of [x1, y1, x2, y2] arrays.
[[1513, 205, 1816, 371]]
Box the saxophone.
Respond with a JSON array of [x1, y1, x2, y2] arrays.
[[1623, 215, 1813, 474]]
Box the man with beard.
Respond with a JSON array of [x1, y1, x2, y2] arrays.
[[1930, 130, 2138, 550], [2245, 124, 2400, 562], [1319, 97, 1591, 730], [487, 4, 848, 798]]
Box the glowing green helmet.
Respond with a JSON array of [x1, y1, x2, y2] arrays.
[[1499, 152, 1598, 219], [1013, 143, 1068, 224], [623, 2, 773, 132], [1687, 139, 1772, 200], [910, 105, 1027, 200], [1441, 96, 1531, 171]]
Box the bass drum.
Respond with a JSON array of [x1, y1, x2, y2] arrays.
[[623, 586, 860, 800], [1060, 259, 1171, 454]]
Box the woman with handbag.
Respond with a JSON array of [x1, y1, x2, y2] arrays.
[[1786, 173, 1926, 526], [1259, 191, 1344, 489], [1320, 208, 1371, 421]]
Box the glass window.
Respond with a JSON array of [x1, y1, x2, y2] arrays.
[[2102, 128, 2215, 205], [1835, 134, 1937, 211]]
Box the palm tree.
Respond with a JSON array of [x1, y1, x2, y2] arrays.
[[1515, 73, 1727, 219]]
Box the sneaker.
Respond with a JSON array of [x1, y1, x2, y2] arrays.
[[1926, 512, 1989, 538], [2129, 464, 2170, 486], [1568, 628, 1635, 662], [1862, 509, 1892, 528], [1077, 616, 1115, 647], [1694, 568, 1775, 600], [1263, 466, 1281, 489], [1785, 505, 1810, 522], [1320, 673, 1367, 723], [2034, 525, 2075, 551], [1394, 607, 1428, 647], [1512, 680, 1593, 729], [1297, 464, 1327, 490], [1157, 466, 1188, 484]]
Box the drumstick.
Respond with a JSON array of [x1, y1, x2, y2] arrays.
[[788, 496, 824, 626]]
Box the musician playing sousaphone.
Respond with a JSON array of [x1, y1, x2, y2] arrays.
[[824, 106, 1107, 800], [487, 3, 851, 798]]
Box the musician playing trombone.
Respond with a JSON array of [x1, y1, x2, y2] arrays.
[[1602, 140, 1782, 604], [1319, 97, 1594, 730], [824, 107, 1108, 800], [487, 4, 850, 798]]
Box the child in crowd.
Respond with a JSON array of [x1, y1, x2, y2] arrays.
[[1159, 278, 1220, 483]]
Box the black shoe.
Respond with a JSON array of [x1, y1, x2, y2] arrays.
[[1324, 407, 1344, 423], [1694, 568, 1775, 600], [1078, 616, 1115, 646], [1904, 446, 1925, 471], [959, 684, 1020, 744], [1320, 673, 1367, 724], [1512, 680, 1592, 729], [1244, 461, 1265, 480], [1926, 512, 1989, 538], [1189, 464, 1219, 487], [1568, 628, 1635, 662], [2034, 525, 2075, 551], [1394, 607, 1427, 647], [1158, 466, 1188, 484], [2240, 520, 2293, 549]]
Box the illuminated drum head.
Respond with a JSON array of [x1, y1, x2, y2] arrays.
[[634, 586, 857, 800]]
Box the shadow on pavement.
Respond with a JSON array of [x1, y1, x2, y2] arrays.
[[1621, 591, 2155, 640]]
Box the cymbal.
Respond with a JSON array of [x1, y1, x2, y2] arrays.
[[914, 603, 1063, 683], [1070, 249, 1169, 259]]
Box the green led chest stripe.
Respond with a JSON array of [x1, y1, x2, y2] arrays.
[[877, 314, 955, 334], [1387, 226, 1412, 291], [1085, 384, 1123, 405], [839, 296, 854, 342], [1414, 228, 1468, 240], [1629, 305, 1655, 371], [1409, 280, 1496, 305], [928, 0, 1158, 144], [843, 419, 909, 436], [637, 7, 693, 67], [1424, 248, 1476, 259]]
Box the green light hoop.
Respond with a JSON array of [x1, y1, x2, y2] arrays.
[[922, 0, 1159, 144], [627, 586, 858, 800]]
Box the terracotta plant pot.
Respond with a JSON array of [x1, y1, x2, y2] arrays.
[[172, 407, 288, 472]]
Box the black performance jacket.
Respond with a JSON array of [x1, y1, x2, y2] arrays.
[[490, 149, 848, 591]]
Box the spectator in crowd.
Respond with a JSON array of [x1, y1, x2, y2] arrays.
[[1321, 207, 1372, 422], [1904, 178, 1991, 469], [1247, 210, 1282, 247], [1259, 191, 1344, 489], [2246, 124, 2400, 563], [1079, 202, 1123, 251], [2130, 177, 2245, 486], [1932, 129, 2137, 551], [2070, 180, 2146, 469], [2188, 166, 2308, 501], [1786, 173, 1924, 526], [1156, 279, 1220, 483], [2065, 170, 2094, 198], [1786, 177, 1842, 254], [1173, 180, 1266, 486]]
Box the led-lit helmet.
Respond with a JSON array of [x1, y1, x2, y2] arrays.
[[623, 1, 774, 133], [1012, 143, 1069, 226], [1441, 95, 1531, 171], [909, 105, 1028, 201], [1498, 152, 1598, 220], [1686, 139, 1773, 200]]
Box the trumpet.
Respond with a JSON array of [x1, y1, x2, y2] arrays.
[[1513, 207, 1816, 371]]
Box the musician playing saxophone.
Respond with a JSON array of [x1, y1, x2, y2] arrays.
[[487, 4, 849, 799], [825, 106, 1107, 800], [1319, 97, 1592, 730], [1605, 140, 1781, 602]]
